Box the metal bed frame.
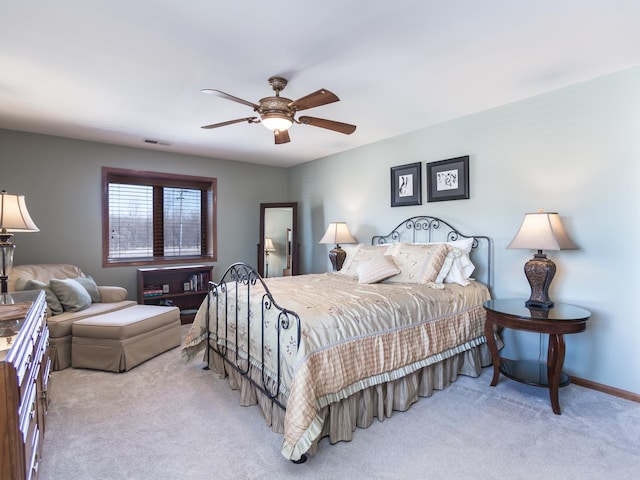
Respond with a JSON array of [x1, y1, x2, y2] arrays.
[[202, 216, 492, 462], [203, 262, 301, 411]]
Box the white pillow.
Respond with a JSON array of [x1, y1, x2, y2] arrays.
[[443, 238, 475, 285], [357, 255, 400, 284], [445, 253, 475, 286], [339, 244, 391, 277]]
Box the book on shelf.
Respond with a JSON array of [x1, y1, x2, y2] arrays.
[[143, 285, 164, 297], [185, 271, 210, 293]]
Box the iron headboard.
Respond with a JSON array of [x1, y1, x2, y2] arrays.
[[371, 215, 493, 292]]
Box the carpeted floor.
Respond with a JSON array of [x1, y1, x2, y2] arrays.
[[39, 329, 640, 479]]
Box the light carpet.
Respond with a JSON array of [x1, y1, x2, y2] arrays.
[[39, 329, 640, 479]]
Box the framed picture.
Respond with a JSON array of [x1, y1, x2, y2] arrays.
[[391, 162, 422, 207], [426, 156, 469, 202]]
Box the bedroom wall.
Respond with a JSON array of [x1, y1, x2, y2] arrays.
[[0, 129, 289, 297], [288, 66, 640, 395]]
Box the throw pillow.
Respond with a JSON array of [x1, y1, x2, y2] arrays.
[[14, 277, 64, 315], [339, 244, 391, 277], [357, 255, 400, 284], [72, 276, 102, 303], [49, 278, 92, 312]]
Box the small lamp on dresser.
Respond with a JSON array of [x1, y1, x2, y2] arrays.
[[507, 210, 577, 309], [319, 221, 357, 271], [0, 191, 40, 293]]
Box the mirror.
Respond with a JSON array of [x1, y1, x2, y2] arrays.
[[258, 203, 298, 277]]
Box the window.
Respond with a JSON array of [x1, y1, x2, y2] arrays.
[[102, 167, 216, 266]]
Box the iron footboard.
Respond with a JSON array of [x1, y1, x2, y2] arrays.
[[203, 262, 301, 411]]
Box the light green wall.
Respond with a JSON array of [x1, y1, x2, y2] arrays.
[[2, 66, 638, 394], [289, 66, 640, 394], [0, 130, 288, 297]]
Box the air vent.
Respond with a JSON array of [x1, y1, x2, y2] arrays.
[[143, 139, 171, 146]]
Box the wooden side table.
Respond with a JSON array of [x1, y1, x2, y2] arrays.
[[483, 298, 590, 414]]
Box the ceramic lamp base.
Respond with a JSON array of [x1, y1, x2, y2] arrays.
[[328, 246, 346, 271], [524, 252, 556, 309]]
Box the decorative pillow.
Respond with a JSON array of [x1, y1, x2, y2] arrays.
[[14, 277, 64, 315], [385, 243, 450, 284], [357, 255, 400, 284], [72, 276, 102, 303], [445, 253, 475, 286], [435, 246, 464, 284], [414, 237, 476, 286], [339, 244, 391, 277], [49, 278, 92, 312]]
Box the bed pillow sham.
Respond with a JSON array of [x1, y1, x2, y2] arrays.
[[384, 243, 450, 285]]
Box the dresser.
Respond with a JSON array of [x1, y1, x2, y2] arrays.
[[1, 290, 50, 480]]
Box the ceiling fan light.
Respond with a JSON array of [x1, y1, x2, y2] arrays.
[[261, 113, 293, 132]]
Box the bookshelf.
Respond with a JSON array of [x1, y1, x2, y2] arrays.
[[137, 265, 213, 324]]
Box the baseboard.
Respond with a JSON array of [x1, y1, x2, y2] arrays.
[[570, 375, 640, 403]]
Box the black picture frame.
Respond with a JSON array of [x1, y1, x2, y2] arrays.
[[391, 162, 422, 207], [426, 156, 470, 202]]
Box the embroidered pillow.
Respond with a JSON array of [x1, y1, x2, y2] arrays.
[[386, 243, 450, 284], [357, 255, 400, 284]]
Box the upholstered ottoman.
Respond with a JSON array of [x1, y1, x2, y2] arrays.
[[71, 305, 181, 372]]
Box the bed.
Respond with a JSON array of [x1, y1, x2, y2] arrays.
[[183, 216, 495, 463]]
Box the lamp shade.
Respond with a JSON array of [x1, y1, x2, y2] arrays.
[[507, 212, 575, 251], [319, 222, 357, 246], [0, 191, 39, 232], [264, 237, 276, 252]]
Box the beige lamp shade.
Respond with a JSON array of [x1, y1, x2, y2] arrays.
[[319, 222, 357, 246], [507, 211, 576, 309], [0, 191, 40, 232], [507, 212, 576, 251]]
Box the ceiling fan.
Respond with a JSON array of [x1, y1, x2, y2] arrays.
[[200, 76, 356, 144]]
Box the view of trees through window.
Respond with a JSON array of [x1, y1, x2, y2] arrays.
[[102, 167, 216, 266]]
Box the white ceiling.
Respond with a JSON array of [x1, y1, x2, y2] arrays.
[[1, 1, 639, 167]]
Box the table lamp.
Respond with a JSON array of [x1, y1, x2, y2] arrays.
[[0, 191, 40, 293], [507, 210, 576, 309], [319, 222, 357, 271]]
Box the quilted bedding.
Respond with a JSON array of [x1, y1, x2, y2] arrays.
[[183, 272, 490, 460]]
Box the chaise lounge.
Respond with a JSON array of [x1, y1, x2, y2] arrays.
[[8, 263, 181, 372]]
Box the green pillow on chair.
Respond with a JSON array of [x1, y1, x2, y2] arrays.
[[14, 278, 64, 315], [72, 276, 102, 303], [49, 278, 92, 312]]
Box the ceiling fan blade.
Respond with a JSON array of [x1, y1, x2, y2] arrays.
[[274, 129, 291, 144], [289, 89, 339, 111], [298, 116, 357, 135], [201, 117, 258, 129], [200, 89, 260, 110]]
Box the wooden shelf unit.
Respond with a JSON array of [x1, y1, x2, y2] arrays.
[[137, 265, 213, 324]]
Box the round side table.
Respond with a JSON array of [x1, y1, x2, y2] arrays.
[[483, 298, 590, 414]]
